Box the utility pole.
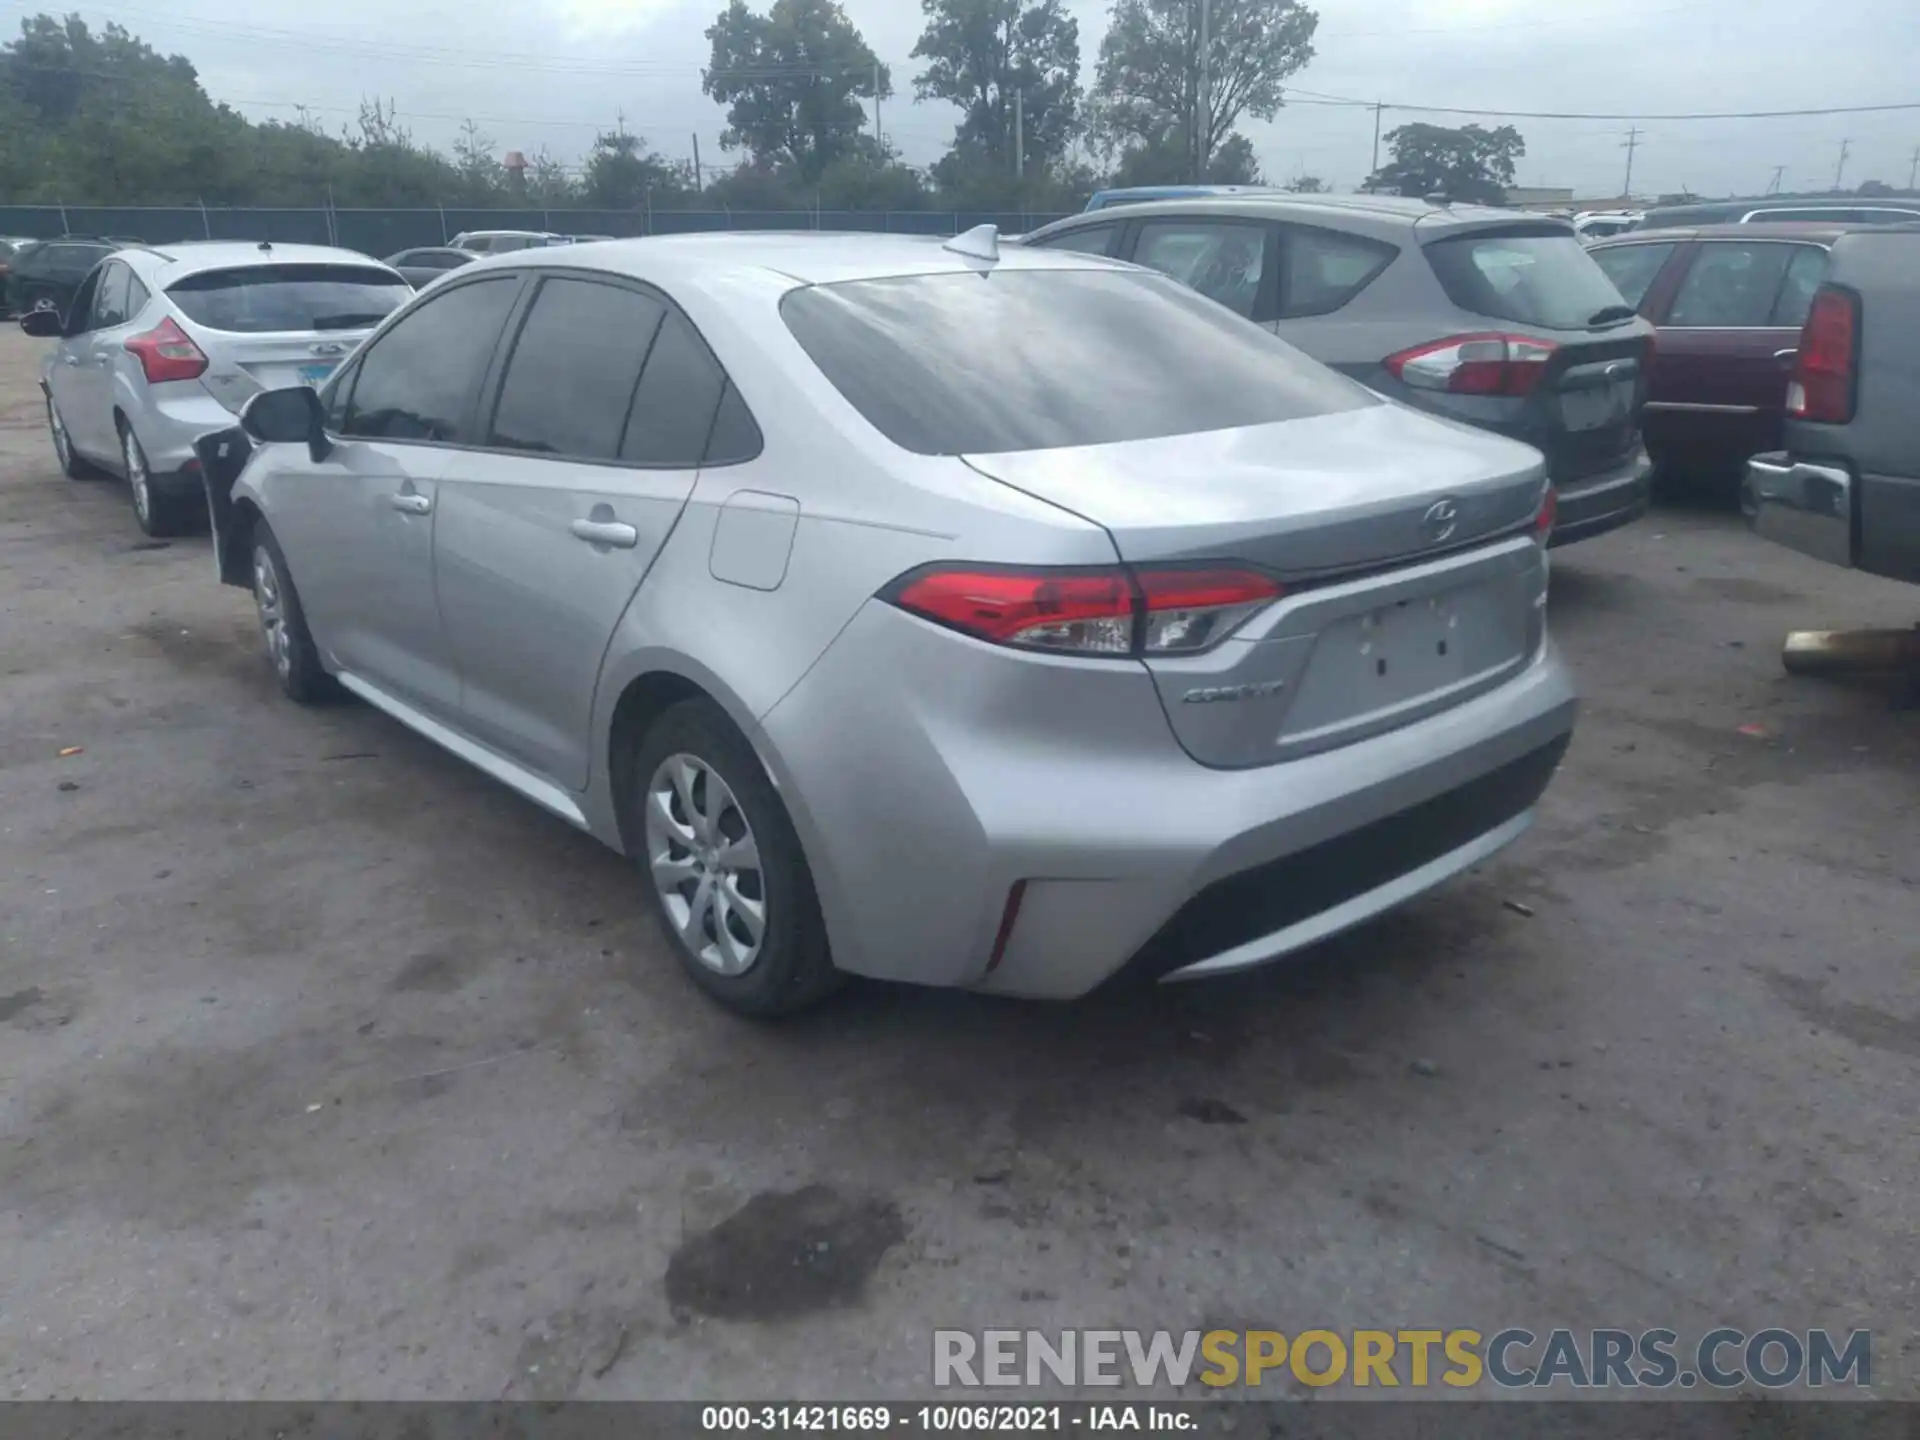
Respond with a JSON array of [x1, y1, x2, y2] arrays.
[[692, 133, 703, 195], [1907, 144, 1918, 191], [1370, 102, 1384, 179], [873, 62, 882, 148], [1767, 164, 1785, 195], [1833, 137, 1851, 190], [1014, 91, 1024, 180], [1196, 0, 1210, 181], [1621, 126, 1642, 199]]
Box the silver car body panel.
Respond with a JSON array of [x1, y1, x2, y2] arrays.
[[224, 233, 1577, 998]]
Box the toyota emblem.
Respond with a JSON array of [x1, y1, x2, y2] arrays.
[[1421, 498, 1460, 544]]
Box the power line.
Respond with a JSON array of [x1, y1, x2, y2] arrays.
[[1282, 86, 1920, 122]]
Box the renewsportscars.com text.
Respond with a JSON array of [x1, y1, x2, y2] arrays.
[[933, 1327, 1872, 1390]]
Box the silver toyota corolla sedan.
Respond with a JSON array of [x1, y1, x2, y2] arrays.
[[194, 229, 1578, 1016], [22, 241, 412, 536]]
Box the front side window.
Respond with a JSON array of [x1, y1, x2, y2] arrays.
[[488, 277, 665, 460], [340, 276, 519, 443], [781, 268, 1371, 457], [1666, 243, 1796, 328], [1132, 220, 1268, 319], [1590, 242, 1675, 308], [90, 263, 132, 328]]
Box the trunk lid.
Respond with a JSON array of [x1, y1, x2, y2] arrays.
[[1536, 327, 1651, 481], [190, 328, 370, 414], [964, 405, 1552, 768]]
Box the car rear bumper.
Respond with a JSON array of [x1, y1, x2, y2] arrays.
[[128, 385, 238, 491], [1742, 451, 1853, 568], [758, 600, 1578, 999], [1548, 446, 1651, 548]]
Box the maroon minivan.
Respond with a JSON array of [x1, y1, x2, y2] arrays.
[[1589, 223, 1849, 494]]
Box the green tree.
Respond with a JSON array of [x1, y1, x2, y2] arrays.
[[581, 127, 693, 210], [703, 0, 888, 182], [911, 0, 1080, 178], [1109, 126, 1261, 186], [451, 119, 507, 203], [524, 146, 579, 207], [1283, 173, 1324, 192], [1092, 0, 1315, 180], [1364, 122, 1524, 206]]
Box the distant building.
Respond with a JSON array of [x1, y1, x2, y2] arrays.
[[1505, 185, 1575, 208]]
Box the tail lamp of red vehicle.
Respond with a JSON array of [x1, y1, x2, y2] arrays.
[[1785, 287, 1859, 424], [1533, 484, 1557, 542], [883, 564, 1284, 658], [125, 317, 209, 384], [1384, 333, 1559, 397]]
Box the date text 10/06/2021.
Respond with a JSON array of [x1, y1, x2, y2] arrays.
[[702, 1406, 1194, 1432]]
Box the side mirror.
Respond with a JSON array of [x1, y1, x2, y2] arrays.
[[240, 385, 332, 462], [18, 307, 63, 339]]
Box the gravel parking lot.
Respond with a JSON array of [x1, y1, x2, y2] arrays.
[[0, 324, 1915, 1402]]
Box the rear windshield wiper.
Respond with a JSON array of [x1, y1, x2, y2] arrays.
[[1586, 303, 1638, 326], [311, 311, 391, 331]]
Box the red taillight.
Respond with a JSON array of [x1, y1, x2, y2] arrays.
[[1384, 333, 1559, 397], [1533, 485, 1557, 541], [1786, 287, 1858, 424], [884, 564, 1283, 657], [124, 316, 208, 384]]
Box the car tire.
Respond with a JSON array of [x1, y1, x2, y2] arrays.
[[629, 698, 841, 1017], [46, 395, 100, 480], [120, 421, 196, 537], [249, 521, 337, 705]]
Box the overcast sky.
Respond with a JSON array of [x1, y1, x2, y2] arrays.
[[47, 0, 1920, 201]]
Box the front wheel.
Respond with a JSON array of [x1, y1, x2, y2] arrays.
[[46, 396, 97, 480], [630, 699, 840, 1017], [250, 522, 337, 704]]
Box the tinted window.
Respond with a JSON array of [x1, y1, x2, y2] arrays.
[[1036, 224, 1119, 256], [90, 263, 132, 328], [1667, 243, 1795, 327], [1133, 220, 1267, 318], [341, 276, 519, 443], [1590, 242, 1674, 308], [488, 277, 665, 460], [126, 273, 150, 316], [47, 244, 107, 277], [780, 268, 1371, 456], [167, 264, 410, 334], [704, 382, 763, 466], [1280, 226, 1395, 317], [621, 311, 729, 467], [427, 251, 471, 269], [1425, 229, 1626, 329], [1770, 246, 1829, 329]]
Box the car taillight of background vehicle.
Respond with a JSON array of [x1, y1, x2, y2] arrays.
[[125, 317, 208, 384], [1786, 287, 1859, 424], [1385, 334, 1559, 397], [1534, 485, 1557, 542], [883, 564, 1284, 658]]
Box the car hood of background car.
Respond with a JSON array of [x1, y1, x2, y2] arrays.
[[962, 400, 1548, 577]]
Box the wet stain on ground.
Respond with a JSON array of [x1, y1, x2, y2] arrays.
[[389, 951, 478, 994], [1760, 968, 1920, 1059], [1177, 1097, 1248, 1125], [665, 1184, 906, 1322], [0, 987, 44, 1024], [1689, 575, 1805, 605]]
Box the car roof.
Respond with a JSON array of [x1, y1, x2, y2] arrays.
[[456, 230, 1136, 293], [1593, 221, 1860, 245], [1028, 192, 1562, 240], [119, 241, 399, 280]]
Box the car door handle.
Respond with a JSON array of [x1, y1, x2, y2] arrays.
[[1774, 348, 1799, 364], [92, 355, 111, 367], [389, 492, 432, 515], [61, 354, 82, 367], [570, 518, 639, 548]]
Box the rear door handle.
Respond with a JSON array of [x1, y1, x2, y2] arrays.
[[389, 492, 432, 515], [570, 518, 639, 548]]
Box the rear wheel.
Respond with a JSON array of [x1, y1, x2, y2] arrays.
[[630, 699, 840, 1017], [120, 421, 197, 537]]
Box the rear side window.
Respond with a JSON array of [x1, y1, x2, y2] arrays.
[[780, 268, 1371, 456], [1280, 226, 1395, 317], [621, 311, 733, 467], [488, 276, 665, 461], [1034, 224, 1119, 256], [341, 275, 519, 443], [1133, 220, 1268, 319], [1424, 228, 1626, 330], [1590, 242, 1674, 308], [1770, 247, 1829, 329], [1667, 243, 1795, 328], [166, 264, 411, 334]]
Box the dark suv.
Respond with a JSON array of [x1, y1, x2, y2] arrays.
[[5, 236, 129, 319], [1021, 195, 1655, 547]]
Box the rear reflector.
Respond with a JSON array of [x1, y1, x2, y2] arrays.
[[125, 317, 209, 385], [1385, 333, 1559, 397], [884, 564, 1283, 658], [1534, 485, 1557, 540], [1786, 286, 1858, 424]]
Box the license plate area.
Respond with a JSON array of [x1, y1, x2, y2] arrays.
[[1560, 377, 1634, 433]]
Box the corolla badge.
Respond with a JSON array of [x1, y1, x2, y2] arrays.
[[1182, 679, 1287, 704], [1421, 497, 1461, 544]]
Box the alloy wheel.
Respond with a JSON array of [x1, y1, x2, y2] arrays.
[[123, 429, 150, 524], [47, 401, 70, 470], [252, 545, 292, 679], [644, 753, 767, 976]]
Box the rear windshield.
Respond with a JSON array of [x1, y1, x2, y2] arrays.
[[1424, 229, 1630, 330], [779, 268, 1372, 456], [165, 263, 411, 333]]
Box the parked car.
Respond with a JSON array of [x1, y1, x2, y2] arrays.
[[192, 229, 1576, 1015], [448, 230, 571, 254], [4, 236, 128, 318], [1022, 195, 1655, 547], [1083, 184, 1279, 213], [19, 241, 411, 537], [568, 234, 617, 243], [1588, 222, 1853, 494], [1573, 211, 1639, 243], [384, 246, 478, 288], [0, 238, 26, 316], [1628, 200, 1920, 231], [1745, 225, 1920, 585]]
